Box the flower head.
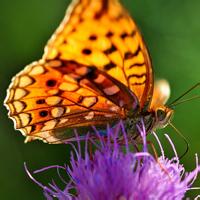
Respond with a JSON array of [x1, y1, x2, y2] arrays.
[[25, 121, 200, 200]]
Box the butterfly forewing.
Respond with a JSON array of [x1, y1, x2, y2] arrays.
[[44, 0, 153, 108]]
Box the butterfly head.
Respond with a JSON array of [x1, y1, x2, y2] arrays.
[[154, 106, 174, 129]]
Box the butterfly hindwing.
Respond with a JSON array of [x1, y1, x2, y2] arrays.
[[5, 59, 139, 143], [150, 79, 171, 110]]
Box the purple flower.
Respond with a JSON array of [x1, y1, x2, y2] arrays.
[[25, 121, 200, 200]]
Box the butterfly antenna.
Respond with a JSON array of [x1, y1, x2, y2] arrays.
[[168, 122, 189, 160], [168, 82, 200, 107], [168, 95, 200, 107]]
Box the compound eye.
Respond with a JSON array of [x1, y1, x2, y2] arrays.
[[156, 109, 166, 121]]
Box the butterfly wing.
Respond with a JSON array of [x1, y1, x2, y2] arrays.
[[5, 59, 138, 143], [150, 79, 171, 110], [44, 0, 153, 108], [5, 0, 153, 143]]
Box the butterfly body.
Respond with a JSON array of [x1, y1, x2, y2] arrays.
[[4, 0, 173, 143], [123, 105, 173, 141]]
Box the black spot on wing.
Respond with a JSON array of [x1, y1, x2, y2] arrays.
[[124, 46, 141, 60], [82, 49, 92, 55], [36, 99, 45, 104], [131, 81, 146, 86], [39, 110, 48, 117], [89, 35, 97, 40], [104, 62, 116, 70], [103, 44, 117, 54], [129, 73, 147, 86], [129, 62, 145, 69], [106, 31, 114, 38], [128, 73, 146, 79], [46, 79, 57, 87], [120, 32, 128, 39]]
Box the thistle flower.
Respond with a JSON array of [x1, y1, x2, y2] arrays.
[[25, 121, 200, 200]]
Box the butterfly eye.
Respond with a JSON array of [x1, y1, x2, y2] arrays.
[[156, 109, 167, 122]]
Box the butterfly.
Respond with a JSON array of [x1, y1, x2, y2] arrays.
[[4, 0, 173, 144]]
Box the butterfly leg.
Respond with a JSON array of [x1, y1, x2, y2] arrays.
[[89, 140, 93, 161], [129, 138, 140, 152]]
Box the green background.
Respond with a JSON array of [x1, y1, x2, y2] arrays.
[[0, 0, 200, 199]]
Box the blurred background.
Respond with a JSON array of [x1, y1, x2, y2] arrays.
[[0, 0, 200, 199]]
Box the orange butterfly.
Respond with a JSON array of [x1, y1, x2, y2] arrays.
[[4, 0, 173, 144]]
